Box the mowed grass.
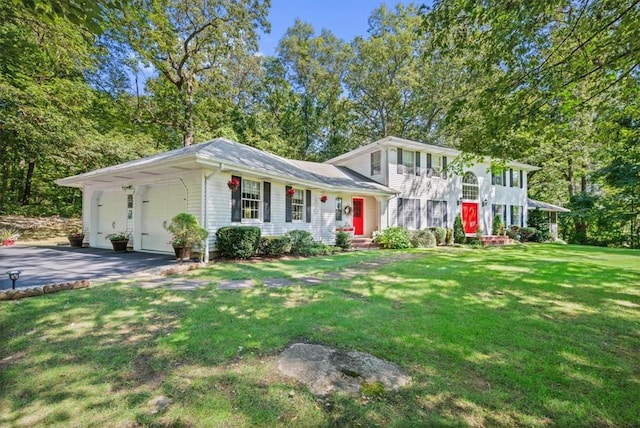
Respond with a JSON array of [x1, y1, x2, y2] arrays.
[[1, 245, 639, 426]]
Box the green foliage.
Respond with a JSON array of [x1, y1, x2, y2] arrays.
[[374, 227, 412, 249], [360, 381, 385, 399], [526, 208, 550, 242], [258, 236, 292, 257], [445, 228, 453, 245], [430, 227, 446, 245], [285, 230, 315, 256], [507, 226, 521, 241], [410, 229, 436, 248], [453, 215, 465, 244], [492, 214, 503, 235], [215, 226, 261, 259], [334, 231, 352, 250], [519, 227, 537, 242], [167, 213, 208, 248]]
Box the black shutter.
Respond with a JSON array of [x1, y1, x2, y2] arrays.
[[443, 201, 448, 226], [491, 172, 496, 185], [502, 170, 506, 186], [305, 189, 311, 223], [416, 200, 421, 229], [415, 152, 421, 176], [263, 182, 271, 223], [520, 170, 524, 188], [397, 198, 404, 227], [503, 205, 507, 224], [510, 169, 514, 187], [397, 148, 403, 174], [492, 204, 496, 218], [442, 156, 448, 179], [426, 153, 432, 169], [285, 186, 292, 223], [427, 200, 433, 226], [231, 175, 242, 222]]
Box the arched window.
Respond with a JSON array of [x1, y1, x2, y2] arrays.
[[462, 172, 479, 200]]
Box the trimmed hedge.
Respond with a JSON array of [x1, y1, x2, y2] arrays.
[[411, 229, 437, 248], [430, 227, 446, 245], [286, 230, 315, 256], [335, 231, 352, 250], [374, 227, 412, 249], [258, 236, 292, 257], [216, 226, 261, 259]]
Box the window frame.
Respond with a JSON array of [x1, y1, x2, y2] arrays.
[[427, 200, 448, 228], [291, 189, 305, 222], [240, 178, 261, 221], [370, 151, 381, 176], [402, 150, 415, 175], [335, 197, 343, 221], [462, 171, 479, 200]]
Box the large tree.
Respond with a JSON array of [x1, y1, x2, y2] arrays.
[[114, 0, 270, 147]]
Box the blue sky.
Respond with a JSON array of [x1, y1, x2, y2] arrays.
[[258, 0, 428, 56]]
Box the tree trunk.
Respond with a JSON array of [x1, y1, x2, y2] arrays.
[[567, 158, 575, 197], [183, 79, 195, 147], [21, 160, 35, 206]]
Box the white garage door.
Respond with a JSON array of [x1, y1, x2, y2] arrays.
[[96, 191, 126, 248], [141, 182, 187, 252]]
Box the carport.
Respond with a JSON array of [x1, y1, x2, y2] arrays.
[[0, 246, 175, 290]]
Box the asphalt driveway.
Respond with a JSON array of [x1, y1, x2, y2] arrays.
[[0, 246, 176, 290]]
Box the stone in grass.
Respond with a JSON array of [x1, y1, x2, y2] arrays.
[[277, 343, 411, 396], [148, 395, 173, 414]]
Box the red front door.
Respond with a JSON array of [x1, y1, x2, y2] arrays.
[[353, 198, 364, 235], [462, 202, 478, 234]]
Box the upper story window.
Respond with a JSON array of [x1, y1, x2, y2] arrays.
[[492, 170, 506, 186], [426, 153, 447, 178], [370, 151, 381, 175], [292, 189, 304, 221], [462, 171, 479, 200], [241, 179, 261, 220], [511, 169, 523, 188], [397, 148, 416, 175]]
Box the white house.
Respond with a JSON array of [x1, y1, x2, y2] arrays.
[[56, 136, 546, 260]]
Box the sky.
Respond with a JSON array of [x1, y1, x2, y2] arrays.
[[257, 0, 427, 56]]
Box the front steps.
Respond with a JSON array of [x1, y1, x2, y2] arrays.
[[479, 235, 515, 246], [351, 237, 380, 250]]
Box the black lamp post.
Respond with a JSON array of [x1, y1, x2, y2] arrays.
[[7, 270, 21, 289]]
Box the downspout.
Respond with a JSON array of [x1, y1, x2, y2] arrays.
[[202, 169, 219, 263]]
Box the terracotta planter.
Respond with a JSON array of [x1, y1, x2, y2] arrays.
[[2, 239, 15, 246], [173, 246, 191, 261], [68, 237, 84, 247], [110, 240, 128, 252]]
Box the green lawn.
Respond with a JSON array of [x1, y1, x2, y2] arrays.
[[1, 245, 639, 426]]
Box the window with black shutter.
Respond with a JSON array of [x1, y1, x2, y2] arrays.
[[306, 190, 311, 223], [285, 186, 292, 223], [231, 175, 242, 222]]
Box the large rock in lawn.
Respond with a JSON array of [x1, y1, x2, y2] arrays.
[[277, 343, 411, 396]]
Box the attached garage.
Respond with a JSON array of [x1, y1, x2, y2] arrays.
[[95, 190, 126, 249], [139, 182, 187, 253]]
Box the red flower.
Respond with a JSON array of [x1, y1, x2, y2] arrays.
[[287, 188, 296, 196], [227, 178, 240, 190], [320, 195, 328, 202]]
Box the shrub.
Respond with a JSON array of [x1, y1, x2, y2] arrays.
[[215, 226, 261, 259], [519, 227, 537, 242], [492, 214, 503, 235], [308, 242, 333, 256], [527, 208, 551, 242], [374, 227, 412, 249], [445, 228, 453, 246], [286, 230, 315, 256], [453, 215, 466, 244], [507, 225, 521, 241], [258, 236, 292, 257], [335, 231, 352, 250], [411, 229, 436, 248], [430, 227, 446, 245]]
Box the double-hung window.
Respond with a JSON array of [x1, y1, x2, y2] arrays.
[[292, 189, 304, 221], [335, 197, 343, 221], [427, 200, 448, 227], [241, 179, 261, 220], [397, 198, 421, 229], [370, 151, 381, 175]]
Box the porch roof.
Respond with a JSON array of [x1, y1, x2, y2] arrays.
[[527, 198, 570, 213]]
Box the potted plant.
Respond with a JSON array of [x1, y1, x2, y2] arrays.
[[320, 195, 328, 203], [105, 232, 130, 252], [0, 227, 19, 246], [287, 187, 296, 197], [227, 177, 240, 191], [167, 213, 209, 262], [67, 231, 85, 247]]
